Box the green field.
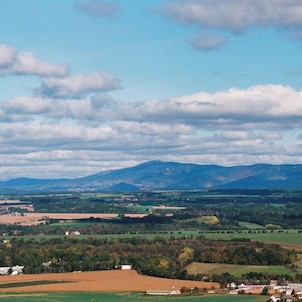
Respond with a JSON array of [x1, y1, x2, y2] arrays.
[[1, 229, 302, 246], [238, 221, 265, 229], [201, 230, 302, 245], [186, 262, 296, 277], [0, 292, 264, 302]]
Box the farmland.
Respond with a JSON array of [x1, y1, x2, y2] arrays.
[[0, 189, 302, 291], [1, 229, 301, 249], [186, 262, 297, 277], [0, 292, 264, 302], [0, 270, 219, 293]]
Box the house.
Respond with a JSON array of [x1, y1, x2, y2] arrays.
[[280, 295, 297, 302], [65, 231, 80, 236], [121, 264, 132, 270], [11, 265, 24, 275], [270, 294, 298, 302], [270, 295, 281, 302], [238, 283, 273, 294]]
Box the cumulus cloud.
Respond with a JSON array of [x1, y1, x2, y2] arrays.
[[39, 72, 121, 98], [0, 44, 69, 77], [76, 0, 120, 18], [0, 45, 16, 67], [2, 84, 302, 178], [161, 0, 302, 49], [3, 84, 302, 130], [3, 97, 55, 115], [120, 84, 302, 130]]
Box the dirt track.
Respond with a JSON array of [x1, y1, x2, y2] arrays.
[[0, 270, 219, 292]]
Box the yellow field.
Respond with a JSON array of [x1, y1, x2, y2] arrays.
[[0, 270, 219, 292]]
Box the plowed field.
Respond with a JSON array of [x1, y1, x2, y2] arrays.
[[0, 270, 219, 292]]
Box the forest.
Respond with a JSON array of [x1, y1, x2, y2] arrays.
[[0, 236, 297, 280]]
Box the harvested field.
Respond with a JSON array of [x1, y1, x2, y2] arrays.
[[0, 213, 119, 225], [0, 270, 219, 293], [0, 213, 150, 225]]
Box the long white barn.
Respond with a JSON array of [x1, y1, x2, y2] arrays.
[[0, 265, 24, 275]]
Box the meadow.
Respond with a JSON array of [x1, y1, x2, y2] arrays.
[[0, 292, 265, 302], [3, 229, 301, 245], [186, 262, 297, 277]]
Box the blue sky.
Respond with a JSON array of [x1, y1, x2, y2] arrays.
[[0, 0, 302, 179]]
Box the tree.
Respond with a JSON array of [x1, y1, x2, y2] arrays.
[[261, 286, 269, 295]]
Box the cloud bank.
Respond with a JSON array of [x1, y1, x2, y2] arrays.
[[40, 72, 121, 98], [161, 0, 302, 50], [0, 44, 69, 77], [1, 83, 302, 178]]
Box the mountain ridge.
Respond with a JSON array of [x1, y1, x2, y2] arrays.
[[1, 160, 302, 193]]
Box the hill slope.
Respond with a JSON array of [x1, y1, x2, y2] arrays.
[[1, 160, 302, 193]]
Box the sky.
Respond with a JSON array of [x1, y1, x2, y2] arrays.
[[1, 0, 302, 180]]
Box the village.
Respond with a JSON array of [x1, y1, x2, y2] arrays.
[[228, 280, 302, 301]]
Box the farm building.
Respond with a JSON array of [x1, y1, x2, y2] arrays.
[[238, 283, 274, 294], [0, 265, 24, 275], [0, 267, 10, 275], [146, 290, 181, 295], [11, 265, 24, 275]]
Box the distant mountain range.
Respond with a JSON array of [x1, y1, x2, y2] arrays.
[[1, 160, 302, 193]]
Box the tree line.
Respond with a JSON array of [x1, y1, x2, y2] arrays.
[[0, 236, 296, 279]]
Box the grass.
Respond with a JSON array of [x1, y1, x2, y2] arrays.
[[1, 230, 302, 250], [186, 262, 296, 277], [0, 292, 265, 302], [238, 221, 265, 229], [201, 230, 302, 245]]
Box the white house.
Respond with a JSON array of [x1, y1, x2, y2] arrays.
[[11, 265, 24, 275], [121, 265, 132, 270]]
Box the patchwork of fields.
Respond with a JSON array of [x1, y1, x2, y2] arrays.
[[0, 191, 302, 302]]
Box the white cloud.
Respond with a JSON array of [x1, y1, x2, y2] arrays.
[[76, 0, 120, 18], [121, 84, 302, 130], [3, 84, 302, 130], [1, 84, 302, 178], [0, 44, 69, 77], [3, 84, 302, 129], [40, 72, 121, 98], [4, 97, 54, 115], [161, 0, 302, 49], [0, 45, 16, 67]]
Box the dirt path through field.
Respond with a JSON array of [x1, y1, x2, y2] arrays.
[[0, 270, 219, 292]]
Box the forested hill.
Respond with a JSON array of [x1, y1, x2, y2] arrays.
[[1, 160, 302, 193]]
